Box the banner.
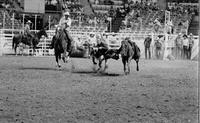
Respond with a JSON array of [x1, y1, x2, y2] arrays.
[[24, 0, 45, 13]]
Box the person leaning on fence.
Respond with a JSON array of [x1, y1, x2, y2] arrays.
[[96, 34, 109, 50], [182, 34, 189, 59], [175, 33, 183, 59], [144, 35, 152, 59], [188, 33, 194, 59], [154, 36, 162, 59]]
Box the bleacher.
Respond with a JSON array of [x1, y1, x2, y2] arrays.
[[0, 9, 22, 29], [119, 1, 196, 34]]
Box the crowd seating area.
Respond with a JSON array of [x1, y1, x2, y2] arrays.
[[60, 0, 108, 30], [0, 0, 22, 30], [0, 10, 22, 29], [62, 0, 83, 13], [0, 0, 198, 35], [119, 1, 197, 34]]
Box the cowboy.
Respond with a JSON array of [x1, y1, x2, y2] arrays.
[[188, 33, 194, 59], [24, 20, 32, 38], [182, 34, 189, 59], [96, 34, 108, 50], [58, 11, 73, 44], [144, 35, 152, 59], [154, 36, 162, 59], [51, 11, 73, 50], [175, 33, 183, 59]]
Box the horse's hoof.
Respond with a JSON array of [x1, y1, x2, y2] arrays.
[[124, 72, 128, 75]]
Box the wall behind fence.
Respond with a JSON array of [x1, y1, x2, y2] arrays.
[[0, 29, 199, 60]]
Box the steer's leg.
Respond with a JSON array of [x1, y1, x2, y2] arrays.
[[127, 58, 132, 74], [97, 57, 102, 71], [103, 58, 108, 71], [122, 57, 127, 75]]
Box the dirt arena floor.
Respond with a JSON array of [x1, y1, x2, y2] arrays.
[[0, 56, 198, 123]]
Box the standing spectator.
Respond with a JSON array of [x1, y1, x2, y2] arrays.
[[167, 19, 173, 34], [153, 18, 161, 33], [182, 34, 189, 59], [175, 33, 183, 59], [188, 33, 194, 59], [144, 35, 152, 59], [154, 36, 162, 59]]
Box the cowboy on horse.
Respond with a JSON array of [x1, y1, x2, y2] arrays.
[[51, 11, 73, 50], [24, 20, 33, 41]]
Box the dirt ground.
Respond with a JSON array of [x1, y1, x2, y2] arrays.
[[0, 56, 198, 123]]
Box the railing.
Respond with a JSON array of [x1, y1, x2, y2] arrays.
[[0, 29, 199, 60]]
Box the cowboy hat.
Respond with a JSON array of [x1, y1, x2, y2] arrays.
[[64, 11, 70, 16], [26, 20, 32, 24], [125, 37, 130, 40]]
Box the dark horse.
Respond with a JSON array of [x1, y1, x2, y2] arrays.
[[118, 40, 140, 75], [12, 29, 48, 55], [52, 28, 73, 68]]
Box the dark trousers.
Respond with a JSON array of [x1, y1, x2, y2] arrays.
[[145, 47, 151, 59], [155, 48, 161, 59], [188, 45, 193, 59], [183, 46, 188, 59]]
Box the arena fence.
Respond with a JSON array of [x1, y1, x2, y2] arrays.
[[0, 29, 199, 60]]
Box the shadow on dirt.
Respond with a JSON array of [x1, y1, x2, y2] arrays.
[[93, 72, 122, 77], [18, 67, 69, 71], [72, 70, 96, 74], [72, 70, 122, 77]]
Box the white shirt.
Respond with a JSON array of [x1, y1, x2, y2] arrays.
[[182, 38, 189, 46], [58, 17, 72, 29]]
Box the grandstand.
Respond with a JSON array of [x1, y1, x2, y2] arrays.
[[0, 0, 198, 34], [0, 0, 199, 59]]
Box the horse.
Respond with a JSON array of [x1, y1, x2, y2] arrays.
[[12, 28, 48, 55], [119, 40, 140, 75], [53, 28, 73, 68], [90, 46, 119, 72]]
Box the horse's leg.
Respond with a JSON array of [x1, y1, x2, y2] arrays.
[[14, 43, 18, 56], [136, 59, 139, 71], [122, 58, 127, 75], [127, 58, 132, 74], [62, 51, 66, 63], [56, 53, 61, 68], [103, 58, 108, 71]]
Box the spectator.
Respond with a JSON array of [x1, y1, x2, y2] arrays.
[[175, 33, 183, 59], [167, 19, 173, 34], [153, 18, 161, 33], [154, 36, 162, 59], [144, 35, 152, 59], [188, 33, 194, 59], [182, 34, 189, 59]]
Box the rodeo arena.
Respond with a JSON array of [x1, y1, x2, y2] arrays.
[[0, 0, 199, 122]]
